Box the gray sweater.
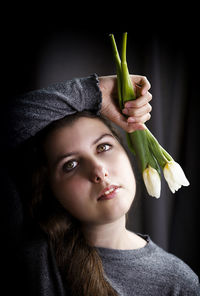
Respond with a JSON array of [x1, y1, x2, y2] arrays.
[[97, 235, 200, 295], [5, 74, 102, 149]]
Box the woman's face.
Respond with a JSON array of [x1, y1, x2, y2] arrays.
[[44, 117, 136, 226]]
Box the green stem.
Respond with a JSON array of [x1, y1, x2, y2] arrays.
[[109, 34, 123, 109], [128, 130, 149, 172], [121, 32, 136, 104], [145, 129, 173, 168], [121, 32, 127, 63]]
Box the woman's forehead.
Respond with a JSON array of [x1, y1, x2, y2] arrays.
[[53, 117, 111, 139], [44, 117, 113, 157]]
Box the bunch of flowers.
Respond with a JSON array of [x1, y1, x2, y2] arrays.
[[110, 33, 189, 198]]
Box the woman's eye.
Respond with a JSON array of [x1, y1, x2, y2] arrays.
[[97, 143, 112, 153], [62, 160, 78, 172]]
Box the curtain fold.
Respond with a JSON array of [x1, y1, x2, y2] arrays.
[[128, 38, 199, 277]]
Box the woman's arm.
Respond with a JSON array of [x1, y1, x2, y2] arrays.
[[6, 74, 102, 148], [5, 74, 152, 148]]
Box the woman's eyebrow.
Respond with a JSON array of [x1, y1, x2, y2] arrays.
[[53, 133, 114, 168], [92, 133, 114, 146]]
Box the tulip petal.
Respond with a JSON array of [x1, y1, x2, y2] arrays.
[[163, 161, 190, 193], [143, 166, 161, 198]]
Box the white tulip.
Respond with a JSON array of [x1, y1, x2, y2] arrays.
[[163, 161, 190, 194], [143, 166, 161, 198]]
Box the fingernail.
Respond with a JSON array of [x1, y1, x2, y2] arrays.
[[127, 117, 135, 123], [124, 102, 132, 108], [122, 108, 128, 115]]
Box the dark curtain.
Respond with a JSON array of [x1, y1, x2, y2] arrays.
[[1, 9, 199, 285], [126, 38, 200, 279]]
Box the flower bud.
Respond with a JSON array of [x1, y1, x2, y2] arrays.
[[163, 161, 190, 194], [143, 166, 161, 198]]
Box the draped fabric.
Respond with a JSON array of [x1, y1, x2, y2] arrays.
[[126, 39, 200, 279]]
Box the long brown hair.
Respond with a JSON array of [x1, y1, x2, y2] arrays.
[[31, 112, 126, 296]]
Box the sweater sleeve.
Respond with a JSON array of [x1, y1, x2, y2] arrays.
[[5, 74, 102, 149]]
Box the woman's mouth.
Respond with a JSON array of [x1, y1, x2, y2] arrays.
[[98, 185, 121, 201]]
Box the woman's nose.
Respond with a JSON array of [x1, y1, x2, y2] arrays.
[[90, 162, 109, 183]]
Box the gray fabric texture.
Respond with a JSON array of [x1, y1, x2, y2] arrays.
[[5, 74, 102, 149], [97, 235, 200, 296]]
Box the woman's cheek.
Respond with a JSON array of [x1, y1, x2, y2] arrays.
[[116, 153, 136, 192], [52, 176, 87, 207]]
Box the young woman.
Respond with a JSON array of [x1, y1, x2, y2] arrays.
[[4, 75, 199, 295]]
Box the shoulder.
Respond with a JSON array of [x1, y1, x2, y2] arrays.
[[151, 240, 200, 294]]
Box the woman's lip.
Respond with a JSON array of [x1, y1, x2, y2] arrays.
[[98, 185, 121, 201]]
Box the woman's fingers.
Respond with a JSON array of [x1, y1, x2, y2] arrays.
[[122, 90, 152, 123], [125, 92, 152, 108], [127, 112, 151, 124], [123, 102, 152, 117], [108, 112, 146, 133], [131, 75, 151, 95], [100, 74, 152, 133]]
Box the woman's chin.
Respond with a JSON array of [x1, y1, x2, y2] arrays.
[[96, 195, 133, 224]]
